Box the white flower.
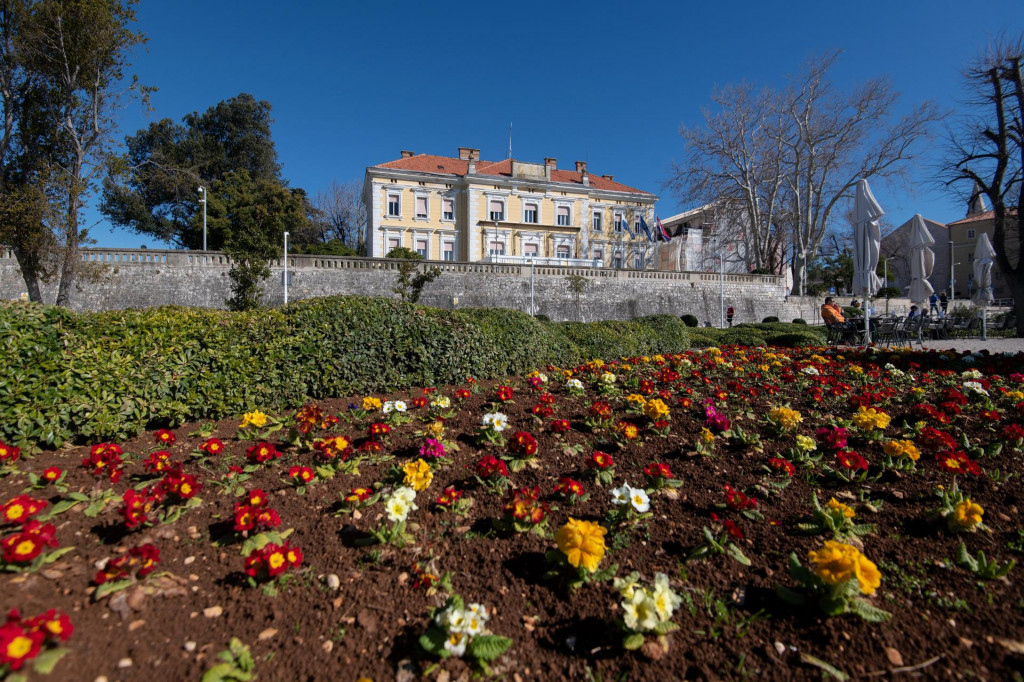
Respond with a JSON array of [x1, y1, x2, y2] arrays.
[[466, 603, 489, 622], [382, 401, 395, 414], [394, 486, 417, 504], [884, 363, 896, 371], [800, 366, 820, 376], [431, 396, 451, 409], [385, 486, 417, 522], [963, 381, 988, 396], [610, 484, 631, 506], [443, 631, 467, 657], [613, 572, 641, 600], [489, 412, 509, 432], [566, 378, 584, 391], [629, 487, 650, 513], [393, 400, 407, 412], [622, 590, 660, 632], [962, 368, 982, 379], [651, 572, 682, 622], [464, 613, 485, 636], [442, 607, 468, 633], [600, 372, 617, 384]]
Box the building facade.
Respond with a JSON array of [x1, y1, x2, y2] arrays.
[[363, 148, 657, 267], [879, 215, 949, 298], [946, 209, 1018, 302]]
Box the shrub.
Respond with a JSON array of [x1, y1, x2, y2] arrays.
[[686, 328, 725, 348], [792, 318, 807, 325], [534, 314, 550, 322], [680, 314, 699, 328], [0, 297, 696, 449], [768, 332, 826, 348], [761, 316, 780, 323], [718, 329, 767, 347]]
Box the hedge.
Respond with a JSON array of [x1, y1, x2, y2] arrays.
[[0, 297, 692, 449]]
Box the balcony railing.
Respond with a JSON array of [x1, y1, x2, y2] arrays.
[[480, 255, 601, 268]]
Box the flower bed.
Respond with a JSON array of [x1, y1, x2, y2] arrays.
[[1, 345, 1022, 680]]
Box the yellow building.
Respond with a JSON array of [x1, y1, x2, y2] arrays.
[[363, 147, 657, 267], [946, 202, 1019, 302]]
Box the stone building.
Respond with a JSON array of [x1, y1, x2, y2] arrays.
[[362, 148, 658, 268]]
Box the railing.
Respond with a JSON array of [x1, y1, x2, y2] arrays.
[[480, 255, 600, 268]]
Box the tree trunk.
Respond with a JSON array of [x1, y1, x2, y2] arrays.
[[11, 245, 43, 302], [791, 252, 808, 296], [54, 189, 80, 307], [1009, 276, 1024, 339]]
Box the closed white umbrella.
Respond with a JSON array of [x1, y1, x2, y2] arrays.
[[852, 179, 884, 344], [907, 214, 935, 304], [972, 232, 996, 339]]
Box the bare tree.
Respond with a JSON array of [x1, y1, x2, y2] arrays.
[[945, 37, 1024, 334], [671, 52, 939, 295], [312, 179, 366, 253]]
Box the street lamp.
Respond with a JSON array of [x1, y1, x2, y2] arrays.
[[282, 231, 290, 303], [719, 243, 725, 329], [197, 187, 207, 252], [883, 257, 892, 315], [949, 240, 955, 308]]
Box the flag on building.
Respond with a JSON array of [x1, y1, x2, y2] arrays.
[[620, 214, 635, 237], [639, 216, 653, 241], [656, 216, 671, 241]]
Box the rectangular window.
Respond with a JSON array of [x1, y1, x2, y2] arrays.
[[523, 243, 539, 257], [593, 248, 603, 261], [387, 194, 400, 217], [614, 214, 624, 233], [415, 196, 428, 219], [968, 253, 974, 262], [634, 217, 642, 234], [443, 242, 455, 261], [612, 253, 623, 268], [489, 241, 505, 256], [415, 238, 428, 258], [556, 206, 570, 226], [387, 237, 400, 250], [967, 229, 976, 239], [489, 200, 504, 222], [557, 245, 570, 258], [442, 198, 454, 221], [592, 211, 602, 232], [524, 203, 538, 224]]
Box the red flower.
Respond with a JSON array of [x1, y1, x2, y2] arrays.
[[0, 495, 48, 525], [589, 451, 614, 469], [0, 622, 43, 670], [246, 489, 269, 508], [0, 441, 21, 464], [358, 439, 383, 454], [836, 450, 869, 471], [160, 470, 201, 500], [508, 431, 538, 457], [289, 466, 315, 483], [538, 392, 556, 406], [644, 462, 672, 479], [1, 521, 57, 564], [815, 427, 849, 451], [152, 429, 176, 446], [23, 608, 74, 643], [293, 404, 324, 434], [589, 401, 613, 418], [495, 385, 514, 402], [554, 477, 585, 497], [81, 443, 124, 482], [722, 518, 745, 540], [143, 450, 175, 474], [768, 457, 796, 476], [368, 422, 391, 438], [41, 467, 63, 483], [550, 419, 571, 433], [532, 404, 554, 419], [412, 397, 428, 409], [475, 455, 509, 479], [244, 541, 302, 581], [455, 388, 472, 400], [724, 485, 757, 511], [246, 442, 281, 464], [120, 487, 163, 529], [199, 438, 225, 456], [504, 486, 547, 524], [918, 427, 957, 452], [436, 486, 463, 507], [936, 450, 981, 475]]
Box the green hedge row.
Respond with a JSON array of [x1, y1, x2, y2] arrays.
[[0, 298, 827, 449]]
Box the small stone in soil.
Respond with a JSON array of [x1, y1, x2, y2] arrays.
[[259, 628, 277, 640], [885, 647, 903, 666], [203, 606, 223, 618], [184, 641, 196, 652], [326, 574, 340, 590], [129, 619, 145, 631], [117, 658, 133, 668]]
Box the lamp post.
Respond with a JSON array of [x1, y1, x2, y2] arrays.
[[883, 257, 892, 315], [283, 231, 289, 305], [949, 239, 955, 308], [719, 245, 725, 329], [198, 187, 207, 252]]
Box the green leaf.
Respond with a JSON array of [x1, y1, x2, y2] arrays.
[[774, 586, 806, 606], [799, 652, 849, 680], [468, 634, 512, 662], [727, 543, 752, 566], [38, 498, 84, 520], [848, 598, 893, 623], [94, 578, 134, 600], [40, 546, 75, 565], [31, 647, 70, 674], [419, 627, 448, 656], [622, 632, 646, 650]]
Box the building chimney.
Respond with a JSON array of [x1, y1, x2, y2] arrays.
[[458, 147, 480, 161], [400, 150, 414, 159], [544, 157, 557, 170], [467, 158, 476, 174], [601, 174, 614, 182], [581, 170, 589, 187], [575, 161, 587, 173]]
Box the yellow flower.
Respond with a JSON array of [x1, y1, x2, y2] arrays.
[[562, 369, 574, 380], [240, 410, 268, 429], [852, 406, 891, 431], [555, 518, 607, 572], [826, 498, 856, 519], [362, 396, 383, 411], [769, 406, 802, 431], [625, 394, 648, 407], [883, 439, 921, 461], [426, 420, 445, 439], [642, 398, 670, 421], [808, 540, 881, 595], [758, 364, 771, 372], [951, 499, 984, 531], [1006, 390, 1024, 403], [700, 427, 715, 443], [795, 435, 816, 452], [402, 459, 433, 491], [847, 365, 864, 375]]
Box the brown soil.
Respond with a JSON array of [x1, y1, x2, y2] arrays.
[[3, 346, 1024, 681]]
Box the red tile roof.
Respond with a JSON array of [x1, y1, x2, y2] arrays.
[[947, 208, 1018, 226], [374, 154, 652, 195]]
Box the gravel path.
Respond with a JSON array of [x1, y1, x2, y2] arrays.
[[914, 337, 1024, 354]]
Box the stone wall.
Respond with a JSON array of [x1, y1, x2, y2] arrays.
[[0, 247, 815, 324]]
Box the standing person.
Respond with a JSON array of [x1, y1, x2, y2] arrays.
[[726, 306, 735, 327], [929, 292, 939, 315], [939, 291, 949, 315]]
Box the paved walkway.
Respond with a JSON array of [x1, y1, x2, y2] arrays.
[[914, 337, 1024, 354]]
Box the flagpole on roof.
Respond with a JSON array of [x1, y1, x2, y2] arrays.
[[507, 122, 512, 159]]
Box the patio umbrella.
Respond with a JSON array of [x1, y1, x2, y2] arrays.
[[852, 179, 884, 343], [972, 232, 996, 339], [907, 214, 935, 304]]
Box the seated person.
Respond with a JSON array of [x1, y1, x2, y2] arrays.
[[821, 297, 845, 324], [907, 305, 920, 319]]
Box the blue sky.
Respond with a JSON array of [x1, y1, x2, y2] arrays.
[[88, 0, 1024, 248]]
